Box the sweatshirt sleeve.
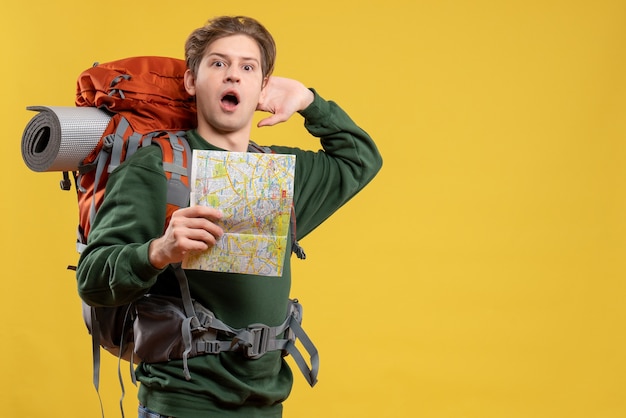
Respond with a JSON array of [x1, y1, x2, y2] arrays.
[[76, 146, 169, 307], [270, 89, 383, 239]]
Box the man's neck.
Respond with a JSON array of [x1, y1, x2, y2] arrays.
[[196, 124, 251, 152]]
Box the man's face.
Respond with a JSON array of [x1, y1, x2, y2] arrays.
[[185, 34, 266, 146]]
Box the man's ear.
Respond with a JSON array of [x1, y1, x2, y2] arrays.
[[184, 69, 196, 96], [259, 76, 270, 100]]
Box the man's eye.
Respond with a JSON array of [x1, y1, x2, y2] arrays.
[[243, 65, 253, 71], [212, 61, 225, 67]]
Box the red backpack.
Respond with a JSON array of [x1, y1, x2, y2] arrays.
[[72, 56, 200, 404]]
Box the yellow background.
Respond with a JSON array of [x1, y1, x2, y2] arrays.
[[2, 1, 625, 417]]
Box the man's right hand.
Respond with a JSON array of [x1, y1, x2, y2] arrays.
[[148, 206, 224, 269]]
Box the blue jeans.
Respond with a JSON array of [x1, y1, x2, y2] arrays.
[[138, 405, 174, 418]]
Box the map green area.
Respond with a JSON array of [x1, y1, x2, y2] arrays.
[[182, 150, 296, 277]]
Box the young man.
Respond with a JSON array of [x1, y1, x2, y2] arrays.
[[77, 15, 382, 418]]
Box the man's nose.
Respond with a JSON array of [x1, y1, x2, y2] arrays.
[[225, 67, 241, 83]]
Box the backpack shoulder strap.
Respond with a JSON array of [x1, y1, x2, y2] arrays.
[[150, 132, 192, 210]]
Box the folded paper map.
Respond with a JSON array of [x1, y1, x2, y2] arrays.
[[182, 150, 296, 276]]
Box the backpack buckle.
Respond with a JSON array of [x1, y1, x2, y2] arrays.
[[244, 324, 271, 359], [196, 340, 222, 354]]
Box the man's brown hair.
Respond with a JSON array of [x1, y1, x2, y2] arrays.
[[185, 16, 276, 79]]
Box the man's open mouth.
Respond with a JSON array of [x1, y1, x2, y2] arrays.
[[221, 92, 240, 108]]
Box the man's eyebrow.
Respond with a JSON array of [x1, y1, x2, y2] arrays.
[[207, 52, 260, 64]]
